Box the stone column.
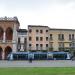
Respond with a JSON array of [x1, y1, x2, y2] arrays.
[[3, 31, 6, 43], [2, 50, 4, 60], [12, 24, 17, 52]]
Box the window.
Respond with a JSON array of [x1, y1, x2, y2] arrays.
[[72, 34, 74, 40], [58, 34, 64, 40], [46, 37, 48, 41], [69, 34, 74, 40], [17, 44, 21, 51], [59, 43, 64, 48], [29, 29, 32, 33], [46, 44, 48, 47], [36, 44, 39, 50], [29, 44, 32, 50], [69, 34, 71, 40], [50, 43, 53, 48], [40, 44, 43, 47], [17, 38, 21, 51], [36, 37, 39, 41], [29, 44, 31, 46], [40, 44, 43, 50], [46, 44, 48, 50], [29, 37, 32, 41], [69, 43, 72, 47], [40, 30, 43, 33], [24, 38, 27, 50], [50, 34, 53, 40], [46, 30, 48, 32], [18, 38, 20, 43], [24, 38, 27, 43], [40, 37, 43, 41], [36, 30, 39, 33]]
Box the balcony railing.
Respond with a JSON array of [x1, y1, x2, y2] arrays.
[[58, 47, 71, 52], [6, 40, 12, 42], [0, 40, 3, 42], [0, 40, 13, 43], [58, 38, 64, 41], [49, 47, 53, 51]]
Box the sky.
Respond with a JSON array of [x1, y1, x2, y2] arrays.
[[0, 0, 75, 29]]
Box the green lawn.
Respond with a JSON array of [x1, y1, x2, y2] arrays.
[[0, 67, 75, 75]]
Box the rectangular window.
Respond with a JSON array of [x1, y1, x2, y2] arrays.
[[40, 37, 43, 41], [29, 37, 32, 41], [46, 44, 48, 47], [36, 29, 39, 33], [29, 29, 32, 33], [40, 30, 43, 33], [50, 43, 53, 48], [29, 44, 32, 50], [17, 44, 21, 51], [58, 34, 64, 40], [46, 30, 48, 32], [24, 38, 27, 51], [18, 38, 20, 43], [69, 34, 74, 40], [40, 44, 43, 50], [72, 34, 74, 40], [36, 44, 39, 50], [50, 34, 53, 40], [46, 37, 48, 41], [59, 43, 64, 48], [36, 37, 39, 41], [69, 34, 71, 40], [46, 44, 48, 50], [69, 43, 72, 47]]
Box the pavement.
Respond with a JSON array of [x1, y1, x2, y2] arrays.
[[0, 60, 75, 67]]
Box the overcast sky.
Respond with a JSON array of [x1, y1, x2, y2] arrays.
[[0, 0, 75, 29]]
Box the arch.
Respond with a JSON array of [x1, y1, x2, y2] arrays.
[[6, 27, 13, 40], [0, 27, 4, 40], [0, 46, 3, 60], [4, 46, 12, 60]]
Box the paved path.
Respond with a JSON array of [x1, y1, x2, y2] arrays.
[[0, 60, 75, 67]]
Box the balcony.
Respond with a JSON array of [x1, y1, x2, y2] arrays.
[[0, 40, 14, 43], [58, 38, 64, 41], [58, 47, 71, 52], [0, 40, 3, 42], [49, 47, 53, 51], [6, 40, 12, 42], [50, 38, 53, 41]]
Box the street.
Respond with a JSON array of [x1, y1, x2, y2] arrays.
[[0, 60, 75, 67]]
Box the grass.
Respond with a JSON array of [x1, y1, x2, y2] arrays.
[[0, 67, 75, 75]]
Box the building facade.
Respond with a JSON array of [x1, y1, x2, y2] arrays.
[[17, 29, 27, 52], [28, 25, 50, 51], [27, 25, 75, 55], [0, 17, 19, 60], [0, 17, 75, 60]]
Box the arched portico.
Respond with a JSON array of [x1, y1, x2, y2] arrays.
[[6, 27, 13, 40], [4, 46, 12, 60], [0, 47, 3, 60], [0, 27, 3, 40]]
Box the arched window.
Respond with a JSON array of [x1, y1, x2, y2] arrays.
[[0, 27, 3, 40], [5, 46, 12, 60], [6, 27, 13, 40], [0, 47, 3, 60]]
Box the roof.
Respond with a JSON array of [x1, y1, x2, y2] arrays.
[[28, 25, 49, 28], [0, 16, 20, 25], [50, 28, 75, 31], [17, 29, 27, 32]]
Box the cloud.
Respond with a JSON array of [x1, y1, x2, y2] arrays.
[[0, 0, 75, 29]]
